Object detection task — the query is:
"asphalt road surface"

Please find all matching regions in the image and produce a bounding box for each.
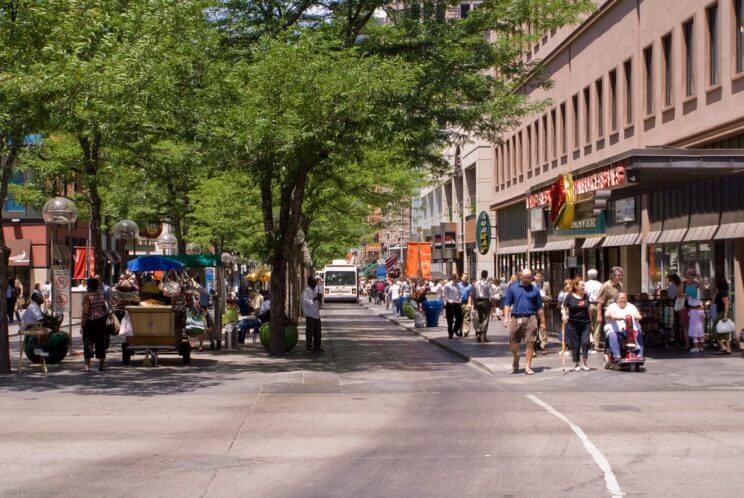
[2,303,744,497]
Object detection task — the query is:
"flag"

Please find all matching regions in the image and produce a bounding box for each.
[73,247,95,280]
[405,242,431,279]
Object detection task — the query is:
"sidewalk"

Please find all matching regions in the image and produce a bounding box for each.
[362,301,532,375]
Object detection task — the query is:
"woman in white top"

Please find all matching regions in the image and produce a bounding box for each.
[604,292,644,359]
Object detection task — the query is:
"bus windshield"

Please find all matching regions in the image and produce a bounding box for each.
[325,271,356,286]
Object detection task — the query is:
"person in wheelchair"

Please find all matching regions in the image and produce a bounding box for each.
[603,292,644,360]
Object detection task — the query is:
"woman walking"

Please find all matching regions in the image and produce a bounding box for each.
[81,277,110,372]
[561,277,592,371]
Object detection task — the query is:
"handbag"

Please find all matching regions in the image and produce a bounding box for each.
[105,314,117,336]
[673,297,686,312]
[159,270,182,297]
[716,318,736,335]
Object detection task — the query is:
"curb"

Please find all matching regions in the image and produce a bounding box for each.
[361,303,498,375]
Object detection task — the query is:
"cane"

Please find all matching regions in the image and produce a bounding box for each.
[561,321,567,374]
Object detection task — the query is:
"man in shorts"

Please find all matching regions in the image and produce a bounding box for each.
[503,269,546,375]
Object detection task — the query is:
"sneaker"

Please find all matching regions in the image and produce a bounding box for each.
[580,364,590,371]
[574,365,581,372]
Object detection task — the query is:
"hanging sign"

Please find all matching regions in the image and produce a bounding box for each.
[476,211,491,255]
[549,173,575,229]
[139,222,163,239]
[529,164,626,208]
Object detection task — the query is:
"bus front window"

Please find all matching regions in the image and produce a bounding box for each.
[325,271,356,286]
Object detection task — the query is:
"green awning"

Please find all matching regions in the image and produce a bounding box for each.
[164,254,223,268]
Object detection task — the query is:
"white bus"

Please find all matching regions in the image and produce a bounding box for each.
[321,260,359,302]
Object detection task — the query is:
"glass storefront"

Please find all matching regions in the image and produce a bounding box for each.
[649,242,715,299]
[497,253,528,280]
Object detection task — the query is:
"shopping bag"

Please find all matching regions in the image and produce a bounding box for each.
[673,297,686,312]
[716,318,736,335]
[414,310,426,328]
[118,311,133,336]
[470,307,479,325]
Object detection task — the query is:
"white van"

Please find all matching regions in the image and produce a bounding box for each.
[322,260,359,302]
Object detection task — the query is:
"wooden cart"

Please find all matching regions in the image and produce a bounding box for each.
[122,305,191,365]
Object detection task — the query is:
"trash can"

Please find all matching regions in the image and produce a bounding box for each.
[422,299,443,327]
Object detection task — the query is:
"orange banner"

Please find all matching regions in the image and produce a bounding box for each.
[405,242,432,280]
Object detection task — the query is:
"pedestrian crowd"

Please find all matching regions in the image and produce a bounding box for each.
[363,262,735,375]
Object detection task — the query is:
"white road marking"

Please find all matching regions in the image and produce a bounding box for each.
[527,394,623,498]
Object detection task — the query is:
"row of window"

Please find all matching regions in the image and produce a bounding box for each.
[494,0,744,191]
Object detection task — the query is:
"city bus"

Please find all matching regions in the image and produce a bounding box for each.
[321,260,359,302]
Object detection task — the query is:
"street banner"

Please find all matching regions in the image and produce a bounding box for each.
[53,267,71,312]
[73,246,95,280]
[405,242,432,280]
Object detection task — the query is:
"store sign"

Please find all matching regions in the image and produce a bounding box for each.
[444,231,456,248]
[433,233,443,249]
[549,173,575,229]
[566,256,578,269]
[554,212,607,236]
[53,267,71,312]
[530,207,545,232]
[528,164,626,208]
[476,211,491,255]
[614,197,636,223]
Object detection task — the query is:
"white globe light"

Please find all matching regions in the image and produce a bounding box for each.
[42,197,78,224]
[114,220,139,240]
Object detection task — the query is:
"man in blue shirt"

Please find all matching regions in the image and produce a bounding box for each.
[503,269,546,375]
[457,274,474,337]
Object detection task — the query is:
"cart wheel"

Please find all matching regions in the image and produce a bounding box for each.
[122,344,132,365]
[181,344,191,365]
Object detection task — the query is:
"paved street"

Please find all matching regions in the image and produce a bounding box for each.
[2,304,744,497]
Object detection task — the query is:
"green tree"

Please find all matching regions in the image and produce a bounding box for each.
[210,0,592,355]
[0,2,66,373]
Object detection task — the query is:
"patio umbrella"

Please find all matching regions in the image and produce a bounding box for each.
[127,255,185,272]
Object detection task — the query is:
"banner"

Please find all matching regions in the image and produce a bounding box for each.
[405,242,432,279]
[73,247,95,280]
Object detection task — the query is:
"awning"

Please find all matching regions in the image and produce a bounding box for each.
[5,240,31,267]
[602,233,641,247]
[683,225,719,242]
[581,237,604,249]
[646,231,662,244]
[715,222,744,239]
[657,228,688,244]
[497,245,528,255]
[531,239,575,252]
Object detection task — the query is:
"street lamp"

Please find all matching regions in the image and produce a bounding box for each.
[42,197,78,351]
[158,232,178,255]
[114,220,139,268]
[185,242,201,255]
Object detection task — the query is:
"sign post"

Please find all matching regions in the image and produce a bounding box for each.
[53,266,71,348]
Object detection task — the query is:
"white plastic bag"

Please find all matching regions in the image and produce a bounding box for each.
[673,297,686,312]
[118,311,133,336]
[414,310,426,328]
[716,318,736,335]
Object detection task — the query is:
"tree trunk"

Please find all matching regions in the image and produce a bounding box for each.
[268,251,287,355]
[0,144,20,373]
[81,134,105,278]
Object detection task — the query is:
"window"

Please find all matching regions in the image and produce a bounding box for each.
[583,86,591,144]
[525,127,532,172]
[736,0,744,74]
[683,19,695,96]
[542,115,548,163]
[572,93,580,148]
[560,102,567,154]
[644,45,654,115]
[623,59,633,125]
[460,3,471,18]
[706,4,719,86]
[4,171,25,213]
[516,132,522,177]
[595,78,604,137]
[609,70,618,131]
[662,33,673,107]
[551,108,557,159]
[512,135,517,178]
[534,120,540,165]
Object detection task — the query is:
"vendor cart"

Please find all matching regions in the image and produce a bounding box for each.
[122,305,191,365]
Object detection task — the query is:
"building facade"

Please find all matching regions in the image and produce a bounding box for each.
[413,0,744,324]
